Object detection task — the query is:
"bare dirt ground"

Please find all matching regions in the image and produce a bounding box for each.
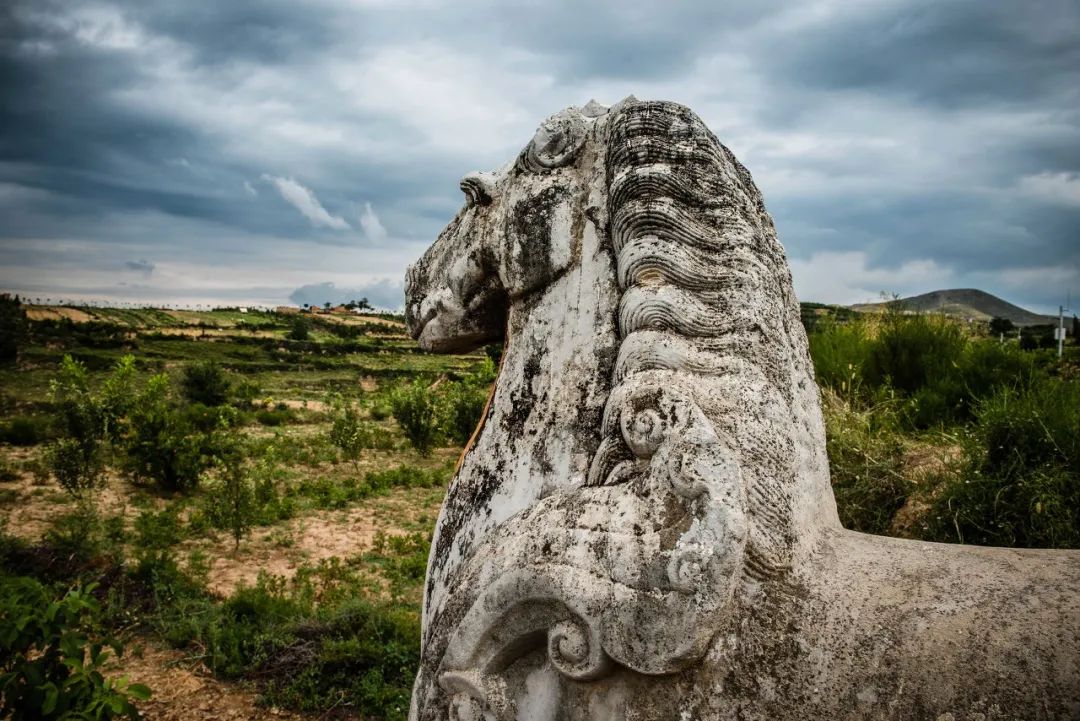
[145,327,282,339]
[25,306,96,322]
[108,641,306,721]
[192,487,444,597]
[0,449,151,540]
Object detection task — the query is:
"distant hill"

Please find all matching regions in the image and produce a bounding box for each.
[850,289,1058,327]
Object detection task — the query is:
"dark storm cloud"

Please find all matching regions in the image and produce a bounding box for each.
[0,0,1076,311]
[123,259,155,276]
[760,0,1080,110]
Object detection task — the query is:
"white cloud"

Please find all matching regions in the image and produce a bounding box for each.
[243,180,258,197]
[359,202,388,243]
[1018,171,1080,208]
[261,174,350,230]
[789,251,955,305]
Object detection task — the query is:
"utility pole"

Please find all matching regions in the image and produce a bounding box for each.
[1059,300,1072,359]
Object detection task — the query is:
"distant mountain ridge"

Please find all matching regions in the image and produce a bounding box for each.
[850,288,1058,327]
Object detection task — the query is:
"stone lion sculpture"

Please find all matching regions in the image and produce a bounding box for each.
[403,98,1080,721]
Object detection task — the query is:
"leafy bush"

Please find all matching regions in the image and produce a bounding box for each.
[165,559,421,720]
[809,321,871,398]
[181,360,231,407]
[441,361,495,446]
[1,416,46,446]
[255,408,293,426]
[287,316,311,341]
[390,381,439,456]
[46,355,137,498]
[925,378,1080,548]
[823,392,911,534]
[0,576,150,720]
[863,313,967,397]
[329,400,366,466]
[123,375,230,493]
[217,456,253,550]
[810,314,1048,429]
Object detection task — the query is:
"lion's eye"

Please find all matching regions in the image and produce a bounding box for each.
[459,174,495,208]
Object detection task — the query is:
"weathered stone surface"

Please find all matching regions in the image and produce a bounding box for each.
[403,99,1080,720]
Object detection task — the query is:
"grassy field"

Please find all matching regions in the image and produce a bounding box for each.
[0,301,1077,720]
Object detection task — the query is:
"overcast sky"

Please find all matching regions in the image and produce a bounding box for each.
[1,0,1078,312]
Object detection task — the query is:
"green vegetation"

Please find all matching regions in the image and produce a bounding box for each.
[0,300,1075,719]
[0,294,28,364]
[0,576,150,720]
[809,307,1078,547]
[390,381,439,456]
[924,378,1080,547]
[180,360,231,406]
[0,304,478,719]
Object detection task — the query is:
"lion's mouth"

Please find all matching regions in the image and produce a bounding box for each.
[409,304,438,341]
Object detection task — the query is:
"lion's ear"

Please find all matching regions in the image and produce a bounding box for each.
[525,109,586,170]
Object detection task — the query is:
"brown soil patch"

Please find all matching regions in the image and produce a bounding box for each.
[25,306,95,323]
[316,314,405,330]
[0,450,150,541]
[901,441,963,478]
[144,328,280,339]
[191,487,444,597]
[108,639,305,721]
[279,399,328,413]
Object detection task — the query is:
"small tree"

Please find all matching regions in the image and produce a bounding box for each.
[218,453,253,550]
[46,355,135,499]
[442,360,496,446]
[124,375,226,493]
[287,316,311,341]
[0,293,27,364]
[181,360,230,406]
[391,380,439,456]
[988,316,1015,336]
[328,399,367,467]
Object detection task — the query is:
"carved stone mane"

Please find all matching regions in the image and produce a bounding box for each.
[404,99,1080,721]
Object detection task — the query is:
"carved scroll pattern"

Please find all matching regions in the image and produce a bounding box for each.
[436,380,747,719]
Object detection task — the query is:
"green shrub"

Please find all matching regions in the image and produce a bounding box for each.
[0,576,150,720]
[217,456,253,550]
[369,403,392,421]
[1,416,46,446]
[255,408,292,426]
[123,375,230,493]
[808,321,871,398]
[287,316,311,341]
[181,360,231,407]
[823,393,911,535]
[810,315,1048,429]
[442,380,490,446]
[329,400,366,466]
[390,381,439,456]
[166,564,420,720]
[924,378,1080,548]
[46,355,136,498]
[864,313,967,397]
